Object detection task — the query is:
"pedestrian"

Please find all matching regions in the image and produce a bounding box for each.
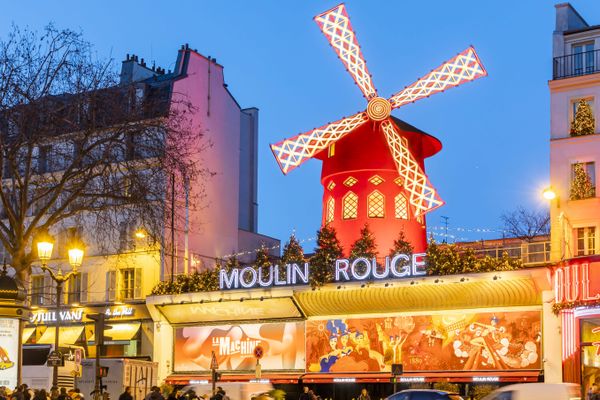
[21,385,31,400]
[219,391,229,400]
[50,388,59,400]
[357,388,370,400]
[32,390,47,400]
[209,388,222,400]
[298,387,310,400]
[118,388,132,400]
[145,387,163,400]
[57,388,69,400]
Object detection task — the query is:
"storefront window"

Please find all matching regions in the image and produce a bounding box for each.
[581,318,600,397]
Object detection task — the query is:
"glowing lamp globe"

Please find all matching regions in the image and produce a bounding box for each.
[37,241,54,262]
[543,187,557,201]
[68,248,84,269]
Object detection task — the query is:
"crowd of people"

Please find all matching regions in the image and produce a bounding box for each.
[0,384,85,400]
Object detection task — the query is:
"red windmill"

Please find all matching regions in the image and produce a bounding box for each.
[271,4,487,255]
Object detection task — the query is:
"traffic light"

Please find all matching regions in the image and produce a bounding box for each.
[87,313,113,349]
[211,370,221,382]
[99,366,109,378]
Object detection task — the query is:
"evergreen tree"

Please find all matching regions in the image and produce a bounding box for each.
[570,163,596,200]
[280,233,305,281]
[282,233,305,264]
[254,245,271,268]
[310,224,343,288]
[254,244,272,279]
[349,223,378,259]
[389,229,414,256]
[224,254,240,271]
[571,100,595,136]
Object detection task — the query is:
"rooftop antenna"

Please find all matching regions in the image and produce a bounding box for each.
[441,216,449,243]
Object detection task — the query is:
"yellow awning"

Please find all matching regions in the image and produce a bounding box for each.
[88,322,140,342]
[295,274,542,316]
[22,327,35,343]
[38,326,84,345]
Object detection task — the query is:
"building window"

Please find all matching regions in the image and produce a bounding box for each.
[394,193,409,220]
[572,98,594,122]
[342,191,358,219]
[327,181,336,191]
[326,197,335,223]
[573,42,595,75]
[343,176,358,187]
[328,143,335,158]
[367,190,385,218]
[67,274,83,304]
[570,162,596,200]
[576,227,596,256]
[368,175,384,185]
[121,269,135,300]
[31,275,45,306]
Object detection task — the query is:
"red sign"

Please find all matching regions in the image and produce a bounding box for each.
[253,345,264,360]
[553,258,600,303]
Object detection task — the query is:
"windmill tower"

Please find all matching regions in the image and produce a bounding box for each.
[271,4,486,255]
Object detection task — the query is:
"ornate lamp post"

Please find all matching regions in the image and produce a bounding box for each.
[36,233,84,387]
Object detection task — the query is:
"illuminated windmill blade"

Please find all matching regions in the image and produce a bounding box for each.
[380,119,444,216]
[315,3,378,100]
[388,46,487,109]
[271,112,369,174]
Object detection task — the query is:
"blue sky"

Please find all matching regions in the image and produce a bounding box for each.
[3,1,600,249]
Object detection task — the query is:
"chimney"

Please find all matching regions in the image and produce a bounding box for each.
[553,3,589,58]
[120,53,160,85]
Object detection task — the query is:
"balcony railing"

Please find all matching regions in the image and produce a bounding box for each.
[469,241,551,266]
[554,49,600,80]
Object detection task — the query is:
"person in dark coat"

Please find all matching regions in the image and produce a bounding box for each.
[119,387,133,400]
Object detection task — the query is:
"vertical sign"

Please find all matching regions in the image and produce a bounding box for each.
[0,318,19,388]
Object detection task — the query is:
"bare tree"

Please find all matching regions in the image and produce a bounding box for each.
[500,206,550,242]
[0,25,209,282]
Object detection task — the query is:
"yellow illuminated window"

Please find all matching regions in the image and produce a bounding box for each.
[368,190,385,218]
[369,175,384,185]
[394,177,403,186]
[343,176,358,187]
[326,197,335,223]
[327,181,336,191]
[328,143,335,158]
[394,193,409,220]
[342,191,358,219]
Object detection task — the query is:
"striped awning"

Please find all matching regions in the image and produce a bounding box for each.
[37,326,84,345]
[295,273,541,316]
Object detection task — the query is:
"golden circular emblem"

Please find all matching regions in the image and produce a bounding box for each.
[366,97,391,121]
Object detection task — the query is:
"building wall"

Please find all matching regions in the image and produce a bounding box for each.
[239,107,259,233]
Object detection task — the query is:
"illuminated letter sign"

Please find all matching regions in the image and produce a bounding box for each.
[554,261,600,303]
[219,253,427,290]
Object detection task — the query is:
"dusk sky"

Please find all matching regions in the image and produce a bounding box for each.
[3,1,600,250]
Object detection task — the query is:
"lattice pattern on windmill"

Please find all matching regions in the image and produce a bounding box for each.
[270,3,487,217]
[395,193,409,220]
[315,4,377,100]
[381,120,443,215]
[368,190,385,218]
[343,176,358,187]
[326,197,335,223]
[369,175,384,185]
[342,191,358,219]
[271,112,368,174]
[327,181,336,191]
[389,48,486,109]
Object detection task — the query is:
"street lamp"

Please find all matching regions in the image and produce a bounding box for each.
[543,186,557,201]
[36,234,84,388]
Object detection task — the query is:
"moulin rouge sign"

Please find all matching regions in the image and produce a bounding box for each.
[219,253,426,290]
[553,257,600,304]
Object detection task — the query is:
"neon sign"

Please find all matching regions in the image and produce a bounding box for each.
[219,253,426,290]
[553,262,600,303]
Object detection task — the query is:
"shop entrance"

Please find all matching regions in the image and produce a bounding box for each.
[581,318,600,398]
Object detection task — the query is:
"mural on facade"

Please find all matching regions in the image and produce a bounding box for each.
[306,311,541,373]
[174,321,305,372]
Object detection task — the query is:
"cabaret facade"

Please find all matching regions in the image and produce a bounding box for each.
[146,260,561,396]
